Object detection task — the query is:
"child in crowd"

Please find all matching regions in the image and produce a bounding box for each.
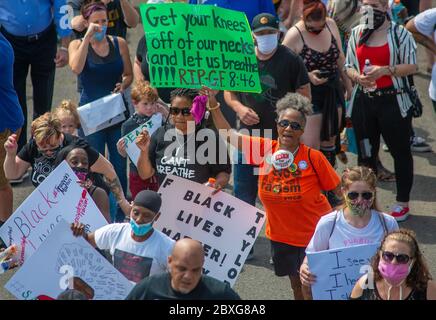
[53,100,81,136]
[53,101,112,216]
[117,81,162,198]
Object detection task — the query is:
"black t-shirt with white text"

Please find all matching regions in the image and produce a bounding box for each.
[17,133,99,187]
[126,272,241,300]
[148,126,231,185]
[238,45,310,139]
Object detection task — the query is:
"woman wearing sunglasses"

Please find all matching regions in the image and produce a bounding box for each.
[351,229,436,300]
[206,90,341,300]
[136,88,231,190]
[299,166,398,299]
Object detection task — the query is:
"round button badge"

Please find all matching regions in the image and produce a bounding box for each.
[271,149,294,170]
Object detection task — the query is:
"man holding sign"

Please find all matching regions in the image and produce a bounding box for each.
[71,190,175,284]
[139,2,262,92]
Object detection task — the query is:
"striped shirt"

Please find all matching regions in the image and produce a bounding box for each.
[345,22,417,118]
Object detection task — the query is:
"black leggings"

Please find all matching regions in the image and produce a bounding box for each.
[351,90,413,203]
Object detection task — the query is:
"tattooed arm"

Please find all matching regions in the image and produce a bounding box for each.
[90,155,131,217]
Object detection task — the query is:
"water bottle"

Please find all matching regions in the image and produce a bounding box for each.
[0,244,20,274]
[205,177,216,187]
[391,0,407,25]
[362,59,377,92]
[0,260,15,274]
[0,244,18,262]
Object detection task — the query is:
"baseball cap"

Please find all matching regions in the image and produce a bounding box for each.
[251,13,280,33]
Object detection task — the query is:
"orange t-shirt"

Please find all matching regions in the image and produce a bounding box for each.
[241,136,340,247]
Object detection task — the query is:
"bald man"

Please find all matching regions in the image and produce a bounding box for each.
[126,239,241,300]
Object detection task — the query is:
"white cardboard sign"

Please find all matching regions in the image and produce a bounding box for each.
[123,113,162,166]
[78,93,126,136]
[155,175,266,287]
[307,243,379,300]
[0,161,108,261]
[5,220,133,300]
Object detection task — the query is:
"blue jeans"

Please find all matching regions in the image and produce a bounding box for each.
[79,123,127,193]
[233,152,258,206]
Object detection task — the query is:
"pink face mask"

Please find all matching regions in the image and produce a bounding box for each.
[378,259,413,287]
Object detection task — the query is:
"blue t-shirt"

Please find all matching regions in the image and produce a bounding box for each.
[0,33,24,133]
[188,0,276,24]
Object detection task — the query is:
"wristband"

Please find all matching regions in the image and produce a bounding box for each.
[207,101,220,111]
[59,46,68,53]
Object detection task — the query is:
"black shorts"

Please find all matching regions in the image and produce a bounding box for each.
[270,240,306,277]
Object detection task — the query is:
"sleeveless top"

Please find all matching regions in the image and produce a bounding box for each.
[295,24,340,78]
[353,283,427,300]
[79,36,124,106]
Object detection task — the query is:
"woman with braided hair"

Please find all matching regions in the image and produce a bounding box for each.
[299,165,398,299]
[135,87,231,190]
[351,229,436,300]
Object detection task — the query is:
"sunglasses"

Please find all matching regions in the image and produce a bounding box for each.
[346,191,373,201]
[382,251,412,264]
[169,107,191,116]
[277,120,303,131]
[37,144,62,154]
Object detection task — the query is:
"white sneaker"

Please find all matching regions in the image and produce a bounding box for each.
[411,136,432,152]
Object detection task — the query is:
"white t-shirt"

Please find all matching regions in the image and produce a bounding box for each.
[414,8,436,101]
[94,223,175,283]
[306,209,399,253]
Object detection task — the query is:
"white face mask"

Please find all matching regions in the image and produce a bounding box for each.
[254,34,278,55]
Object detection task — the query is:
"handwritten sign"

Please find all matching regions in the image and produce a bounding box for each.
[155,175,266,287]
[140,3,261,93]
[5,220,133,300]
[0,161,108,261]
[307,243,379,300]
[78,93,126,136]
[123,113,162,166]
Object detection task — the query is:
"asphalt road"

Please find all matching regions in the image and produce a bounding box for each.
[1,4,436,300]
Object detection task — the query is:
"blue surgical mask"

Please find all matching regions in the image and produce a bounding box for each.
[94,25,107,42]
[254,34,278,55]
[130,217,155,237]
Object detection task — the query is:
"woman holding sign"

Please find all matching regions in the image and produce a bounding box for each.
[351,229,436,300]
[69,1,133,198]
[135,88,231,190]
[299,166,398,299]
[206,89,341,300]
[3,112,131,217]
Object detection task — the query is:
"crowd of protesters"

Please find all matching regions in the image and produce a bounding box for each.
[1,0,436,300]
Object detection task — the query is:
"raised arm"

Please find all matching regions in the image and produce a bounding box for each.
[406,18,436,55]
[136,130,156,180]
[120,0,139,28]
[3,134,30,180]
[89,154,130,216]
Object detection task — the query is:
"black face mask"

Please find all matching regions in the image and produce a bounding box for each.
[359,8,388,46]
[305,23,325,36]
[72,167,89,181]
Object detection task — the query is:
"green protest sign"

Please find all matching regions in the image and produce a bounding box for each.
[140,3,261,93]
